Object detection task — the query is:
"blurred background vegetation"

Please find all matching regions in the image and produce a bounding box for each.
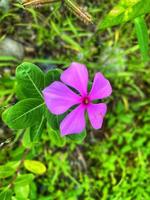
[0,0,150,199]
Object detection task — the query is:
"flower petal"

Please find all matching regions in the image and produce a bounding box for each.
[60,104,86,136]
[87,103,107,129]
[61,62,88,96]
[89,72,112,100]
[42,81,81,115]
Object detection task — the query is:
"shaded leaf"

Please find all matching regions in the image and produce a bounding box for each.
[22,117,45,148]
[44,68,62,87]
[16,62,44,99]
[2,98,45,129]
[30,117,45,141]
[46,109,65,130]
[47,124,66,147]
[67,129,86,143]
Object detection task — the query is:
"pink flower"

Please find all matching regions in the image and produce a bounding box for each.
[42,62,112,136]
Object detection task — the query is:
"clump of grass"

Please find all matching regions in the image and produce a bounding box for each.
[23,0,93,24]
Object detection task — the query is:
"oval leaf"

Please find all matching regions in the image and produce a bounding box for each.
[2,98,45,129]
[24,160,46,175]
[16,62,44,99]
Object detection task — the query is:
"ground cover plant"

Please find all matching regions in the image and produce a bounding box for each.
[0,0,150,199]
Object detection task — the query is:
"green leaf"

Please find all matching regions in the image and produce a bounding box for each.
[16,62,44,99]
[0,161,20,178]
[2,98,45,129]
[47,124,66,147]
[67,129,87,143]
[24,160,46,175]
[14,184,30,200]
[4,161,20,170]
[30,117,45,141]
[47,107,86,143]
[44,68,62,87]
[99,0,150,29]
[134,16,149,62]
[22,117,45,148]
[0,188,12,200]
[15,174,34,186]
[22,128,32,148]
[46,109,65,130]
[14,175,33,200]
[0,165,15,178]
[60,34,82,52]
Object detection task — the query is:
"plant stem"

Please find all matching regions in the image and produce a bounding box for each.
[8,148,30,188]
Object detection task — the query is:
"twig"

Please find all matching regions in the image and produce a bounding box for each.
[64,0,93,25]
[76,147,87,171]
[22,0,93,25]
[23,0,60,7]
[8,148,30,188]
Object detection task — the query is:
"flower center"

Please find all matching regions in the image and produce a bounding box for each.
[83,97,90,105]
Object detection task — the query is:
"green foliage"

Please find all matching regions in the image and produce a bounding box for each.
[2,62,87,145]
[45,69,62,87]
[15,174,34,186]
[0,0,150,199]
[0,188,12,200]
[99,0,150,29]
[24,160,46,175]
[22,118,46,148]
[14,174,34,199]
[47,125,66,147]
[2,62,56,137]
[16,62,45,99]
[99,0,150,62]
[0,162,19,178]
[46,109,65,130]
[0,165,15,178]
[30,118,46,141]
[134,16,149,62]
[2,98,45,129]
[14,184,30,200]
[67,129,86,143]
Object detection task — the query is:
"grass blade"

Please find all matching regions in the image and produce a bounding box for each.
[134,16,149,62]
